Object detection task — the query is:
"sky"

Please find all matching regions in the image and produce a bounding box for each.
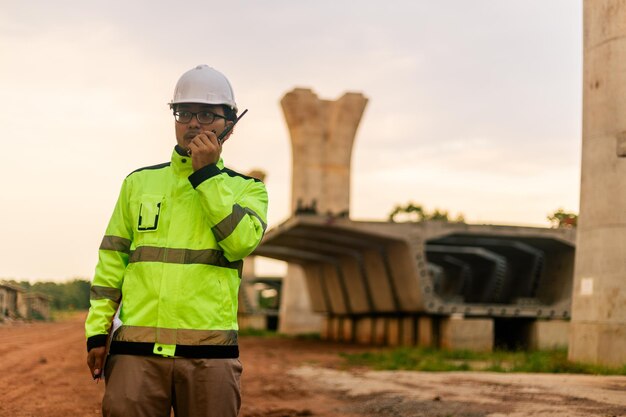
[0,1,582,282]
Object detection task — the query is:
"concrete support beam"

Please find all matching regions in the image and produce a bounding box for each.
[373,317,386,346]
[238,314,266,331]
[339,256,371,314]
[239,256,258,314]
[569,322,626,365]
[386,318,401,346]
[279,265,322,335]
[342,317,355,343]
[356,317,374,344]
[362,249,397,312]
[401,317,417,346]
[417,316,435,347]
[322,264,349,314]
[301,264,328,312]
[331,316,342,341]
[527,320,569,350]
[320,316,330,340]
[440,316,493,352]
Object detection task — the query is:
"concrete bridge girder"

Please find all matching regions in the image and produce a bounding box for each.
[261,235,370,314]
[255,216,576,320]
[426,245,509,304]
[255,221,424,315]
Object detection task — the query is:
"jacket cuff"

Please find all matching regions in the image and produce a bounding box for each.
[87,334,108,352]
[189,164,221,189]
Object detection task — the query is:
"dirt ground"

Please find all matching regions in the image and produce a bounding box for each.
[1,313,625,417]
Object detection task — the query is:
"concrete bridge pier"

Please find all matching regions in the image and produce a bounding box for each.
[278,88,368,334]
[569,0,626,367]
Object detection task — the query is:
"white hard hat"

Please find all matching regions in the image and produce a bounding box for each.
[170,64,237,112]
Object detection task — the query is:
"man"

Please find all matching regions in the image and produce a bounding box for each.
[85,64,268,417]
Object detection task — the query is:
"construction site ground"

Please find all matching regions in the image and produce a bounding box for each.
[1,312,625,417]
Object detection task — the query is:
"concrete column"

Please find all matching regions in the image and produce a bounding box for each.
[239,254,272,330]
[569,1,626,367]
[373,317,386,345]
[401,316,417,346]
[323,316,342,341]
[321,316,331,340]
[356,317,374,344]
[239,254,259,315]
[279,264,323,334]
[238,171,266,329]
[386,318,401,346]
[417,316,434,347]
[331,316,342,341]
[342,317,355,343]
[439,316,493,352]
[238,314,266,330]
[278,88,368,334]
[528,320,569,350]
[281,88,368,216]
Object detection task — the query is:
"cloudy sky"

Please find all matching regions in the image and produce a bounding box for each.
[0,1,582,281]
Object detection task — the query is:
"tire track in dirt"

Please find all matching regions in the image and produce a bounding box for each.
[288,366,626,417]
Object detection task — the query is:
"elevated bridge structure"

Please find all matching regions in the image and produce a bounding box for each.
[254,215,576,350]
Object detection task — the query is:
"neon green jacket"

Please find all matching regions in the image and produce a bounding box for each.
[85,148,268,358]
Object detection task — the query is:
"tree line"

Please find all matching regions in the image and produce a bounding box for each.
[4,279,90,311]
[389,201,577,228]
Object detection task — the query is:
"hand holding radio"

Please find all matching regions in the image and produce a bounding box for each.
[187,109,248,172]
[188,130,221,171]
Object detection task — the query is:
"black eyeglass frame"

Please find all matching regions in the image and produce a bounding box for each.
[173,110,228,124]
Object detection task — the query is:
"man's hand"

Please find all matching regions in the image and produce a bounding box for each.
[87,346,107,381]
[188,130,222,171]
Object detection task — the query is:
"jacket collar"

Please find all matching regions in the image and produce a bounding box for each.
[170,146,225,176]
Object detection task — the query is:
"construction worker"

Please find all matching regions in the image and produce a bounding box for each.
[85,64,268,417]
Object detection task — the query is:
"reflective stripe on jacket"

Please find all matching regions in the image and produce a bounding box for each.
[85,148,268,358]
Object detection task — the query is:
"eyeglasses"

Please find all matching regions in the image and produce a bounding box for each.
[173,110,227,124]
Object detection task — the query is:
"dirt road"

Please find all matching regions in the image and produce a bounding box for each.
[1,313,624,417]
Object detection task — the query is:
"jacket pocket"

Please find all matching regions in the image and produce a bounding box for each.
[132,195,165,244]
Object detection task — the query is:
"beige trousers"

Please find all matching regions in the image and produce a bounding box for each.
[102,354,242,417]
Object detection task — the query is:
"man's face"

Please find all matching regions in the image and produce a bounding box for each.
[174,103,229,152]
